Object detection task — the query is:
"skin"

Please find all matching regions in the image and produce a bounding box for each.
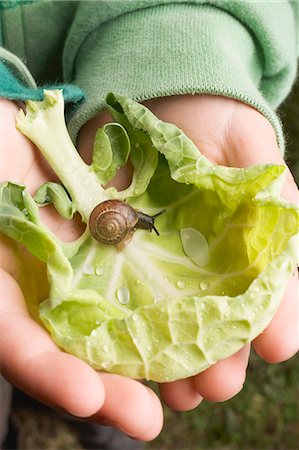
[0,95,298,440]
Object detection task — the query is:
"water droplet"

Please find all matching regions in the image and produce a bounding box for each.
[116,286,130,304]
[146,344,152,352]
[132,314,138,321]
[200,282,209,291]
[83,263,94,275]
[95,266,104,276]
[22,208,28,216]
[219,211,227,220]
[101,361,109,369]
[103,345,109,352]
[281,260,290,270]
[176,280,186,289]
[180,228,209,267]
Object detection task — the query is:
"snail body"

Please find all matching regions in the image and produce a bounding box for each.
[89,199,165,248]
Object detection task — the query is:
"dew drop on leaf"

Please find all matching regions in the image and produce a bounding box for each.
[116,286,130,304]
[83,262,94,275]
[200,282,209,291]
[95,266,104,276]
[176,280,186,289]
[180,228,209,267]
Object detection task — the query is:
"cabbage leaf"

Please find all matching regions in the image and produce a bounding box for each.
[0,90,298,382]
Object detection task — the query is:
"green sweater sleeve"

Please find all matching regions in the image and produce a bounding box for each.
[0,1,82,104]
[0,1,298,152]
[63,1,298,151]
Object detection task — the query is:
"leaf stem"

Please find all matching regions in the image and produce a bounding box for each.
[16,90,107,222]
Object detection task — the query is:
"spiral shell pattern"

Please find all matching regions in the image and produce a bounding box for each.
[89,200,138,246]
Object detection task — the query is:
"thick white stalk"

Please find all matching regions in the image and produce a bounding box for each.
[16,90,107,222]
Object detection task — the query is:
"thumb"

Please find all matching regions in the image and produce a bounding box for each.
[0,269,105,417]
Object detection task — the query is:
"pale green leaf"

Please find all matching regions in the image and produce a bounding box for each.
[0,90,297,382]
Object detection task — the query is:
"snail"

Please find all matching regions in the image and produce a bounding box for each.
[89,199,165,248]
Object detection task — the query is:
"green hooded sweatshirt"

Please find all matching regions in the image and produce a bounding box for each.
[0,0,298,151]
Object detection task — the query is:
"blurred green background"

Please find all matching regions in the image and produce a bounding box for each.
[280,75,299,186]
[147,353,299,450]
[146,77,299,450]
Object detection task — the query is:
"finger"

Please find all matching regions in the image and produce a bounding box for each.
[226,109,299,204]
[253,272,299,362]
[92,373,163,441]
[226,117,299,363]
[0,269,105,417]
[159,378,203,411]
[0,98,56,189]
[193,345,250,402]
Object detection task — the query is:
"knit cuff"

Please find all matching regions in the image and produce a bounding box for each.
[0,48,84,104]
[67,3,286,151]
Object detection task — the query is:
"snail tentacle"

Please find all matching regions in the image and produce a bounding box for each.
[89,199,165,247]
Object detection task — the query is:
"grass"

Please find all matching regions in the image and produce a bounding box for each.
[147,353,299,450]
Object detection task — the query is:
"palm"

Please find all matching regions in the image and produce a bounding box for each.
[142,95,298,407]
[0,99,162,441]
[1,94,297,433]
[77,94,299,410]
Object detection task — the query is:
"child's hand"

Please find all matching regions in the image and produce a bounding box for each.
[146,95,299,410]
[0,99,163,441]
[1,95,297,438]
[79,94,298,411]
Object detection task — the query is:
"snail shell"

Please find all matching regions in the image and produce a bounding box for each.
[89,200,138,246]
